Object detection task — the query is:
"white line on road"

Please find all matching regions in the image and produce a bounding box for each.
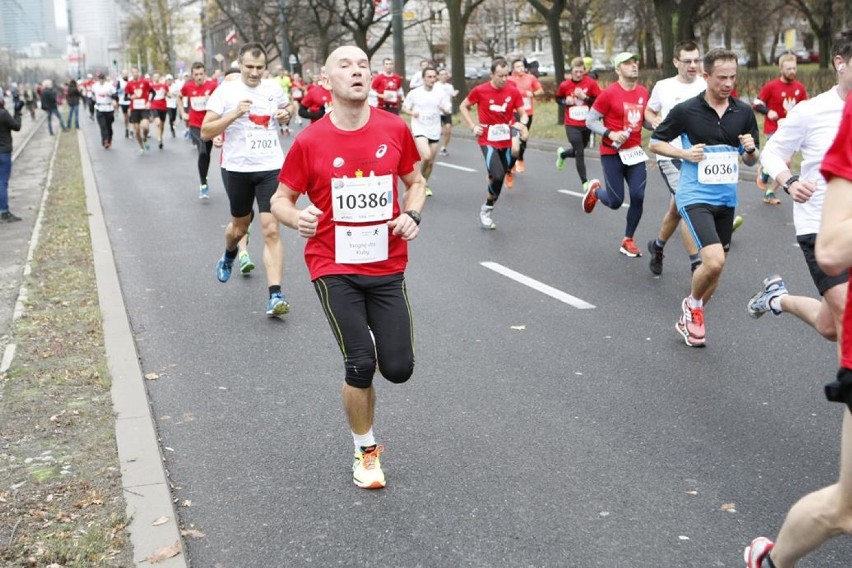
[480,261,596,309]
[436,162,477,172]
[558,189,629,209]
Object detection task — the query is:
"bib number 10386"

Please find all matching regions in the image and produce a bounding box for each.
[331,174,394,223]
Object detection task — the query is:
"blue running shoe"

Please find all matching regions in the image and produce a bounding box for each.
[199,184,209,199]
[266,292,290,317]
[747,275,788,318]
[216,254,234,283]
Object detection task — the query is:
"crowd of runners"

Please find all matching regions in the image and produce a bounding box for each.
[5,37,852,567]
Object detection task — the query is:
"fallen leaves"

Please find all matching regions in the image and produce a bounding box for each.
[181,527,206,538]
[146,541,181,563]
[151,516,170,526]
[145,373,159,381]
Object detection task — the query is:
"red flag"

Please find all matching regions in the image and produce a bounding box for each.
[225,30,237,45]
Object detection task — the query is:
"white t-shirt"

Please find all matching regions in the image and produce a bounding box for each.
[648,75,706,161]
[92,81,116,112]
[760,87,844,235]
[206,79,289,172]
[403,86,451,140]
[436,81,455,113]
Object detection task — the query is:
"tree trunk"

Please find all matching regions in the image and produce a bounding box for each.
[654,0,676,75]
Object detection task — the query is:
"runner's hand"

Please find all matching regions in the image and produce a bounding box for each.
[388,214,419,241]
[682,143,705,163]
[297,206,322,238]
[738,133,756,153]
[235,99,252,116]
[790,178,817,204]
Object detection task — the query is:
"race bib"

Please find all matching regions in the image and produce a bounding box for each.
[419,111,439,125]
[522,97,532,111]
[618,146,648,166]
[190,96,207,111]
[486,124,511,142]
[245,130,279,157]
[331,175,394,223]
[292,87,302,99]
[698,151,739,184]
[132,99,147,110]
[384,90,398,103]
[568,105,589,121]
[335,224,389,264]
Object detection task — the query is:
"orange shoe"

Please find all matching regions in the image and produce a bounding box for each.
[582,179,600,213]
[515,160,525,174]
[763,191,781,205]
[505,171,514,189]
[619,237,642,257]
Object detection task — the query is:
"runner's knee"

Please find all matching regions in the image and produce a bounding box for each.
[344,354,377,389]
[378,357,414,384]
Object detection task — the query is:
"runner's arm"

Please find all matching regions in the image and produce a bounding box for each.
[270,183,322,238]
[816,176,852,276]
[200,99,251,140]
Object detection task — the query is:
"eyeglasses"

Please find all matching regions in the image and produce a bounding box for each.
[678,58,701,65]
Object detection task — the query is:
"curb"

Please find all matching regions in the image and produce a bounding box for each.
[78,132,188,567]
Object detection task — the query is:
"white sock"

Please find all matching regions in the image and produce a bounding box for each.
[688,295,703,308]
[353,428,376,451]
[769,295,783,313]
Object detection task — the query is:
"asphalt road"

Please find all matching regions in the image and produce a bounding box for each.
[82,115,849,567]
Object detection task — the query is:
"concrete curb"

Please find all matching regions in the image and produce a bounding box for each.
[78,132,188,567]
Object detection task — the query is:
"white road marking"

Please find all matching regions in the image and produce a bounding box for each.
[558,189,629,208]
[480,261,596,309]
[436,162,477,172]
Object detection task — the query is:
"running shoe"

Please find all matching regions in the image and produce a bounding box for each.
[352,444,386,489]
[216,254,233,283]
[744,537,774,568]
[505,171,514,189]
[677,297,706,346]
[515,160,525,174]
[747,275,788,318]
[733,215,744,232]
[479,204,496,230]
[1,212,22,223]
[755,164,769,191]
[265,292,290,317]
[158,140,163,150]
[199,184,209,199]
[424,185,433,197]
[239,251,255,275]
[439,147,448,156]
[619,237,642,258]
[582,179,600,213]
[763,191,780,205]
[556,147,566,170]
[648,240,664,275]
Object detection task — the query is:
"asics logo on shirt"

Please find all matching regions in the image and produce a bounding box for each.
[376,144,388,158]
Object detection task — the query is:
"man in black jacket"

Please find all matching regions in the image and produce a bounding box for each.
[0,99,22,222]
[40,79,66,135]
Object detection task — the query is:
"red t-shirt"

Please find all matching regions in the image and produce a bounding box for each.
[591,81,649,155]
[465,81,525,149]
[301,85,331,114]
[278,109,421,280]
[150,82,168,111]
[756,78,808,135]
[290,80,306,101]
[556,76,602,127]
[821,97,852,368]
[506,72,542,114]
[180,79,218,128]
[125,79,152,111]
[371,73,403,109]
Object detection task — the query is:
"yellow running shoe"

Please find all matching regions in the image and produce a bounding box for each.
[352,445,386,489]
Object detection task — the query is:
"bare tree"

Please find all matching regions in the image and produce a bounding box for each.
[526,0,568,84]
[788,0,837,69]
[124,0,178,72]
[445,0,490,107]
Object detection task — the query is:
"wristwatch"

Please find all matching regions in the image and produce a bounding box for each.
[405,210,421,225]
[781,174,799,195]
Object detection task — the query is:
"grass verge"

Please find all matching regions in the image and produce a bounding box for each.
[0,132,132,566]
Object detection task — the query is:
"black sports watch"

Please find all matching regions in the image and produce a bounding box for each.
[781,174,799,195]
[405,210,421,225]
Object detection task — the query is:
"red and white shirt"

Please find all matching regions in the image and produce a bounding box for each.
[755,78,808,135]
[278,109,421,280]
[506,71,542,115]
[371,73,404,109]
[556,75,602,128]
[150,82,168,111]
[180,79,218,128]
[465,82,525,149]
[592,81,649,155]
[125,79,152,111]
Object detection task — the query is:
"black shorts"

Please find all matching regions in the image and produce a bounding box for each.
[223,169,279,217]
[440,113,452,126]
[680,203,735,252]
[797,233,849,295]
[313,273,415,389]
[151,109,167,121]
[415,135,440,144]
[129,109,150,124]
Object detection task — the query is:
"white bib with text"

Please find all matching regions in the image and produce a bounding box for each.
[698,151,739,184]
[618,146,648,166]
[335,224,389,264]
[486,124,510,142]
[568,105,589,121]
[331,175,393,223]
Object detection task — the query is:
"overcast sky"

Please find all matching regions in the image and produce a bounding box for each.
[54,0,68,29]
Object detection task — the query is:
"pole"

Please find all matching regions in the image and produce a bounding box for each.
[391,0,404,77]
[279,0,290,69]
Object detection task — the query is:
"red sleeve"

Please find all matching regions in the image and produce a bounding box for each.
[591,86,609,115]
[556,81,568,98]
[821,96,852,183]
[757,81,772,103]
[278,137,310,192]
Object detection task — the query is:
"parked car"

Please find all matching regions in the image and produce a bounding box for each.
[465,66,487,80]
[794,50,819,64]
